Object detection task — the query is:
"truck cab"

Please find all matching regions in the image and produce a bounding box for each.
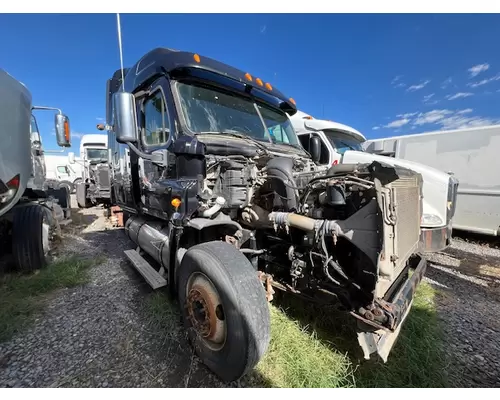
[70,134,111,208]
[292,110,459,253]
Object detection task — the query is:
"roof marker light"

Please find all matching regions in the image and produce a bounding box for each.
[255,78,263,86]
[245,73,253,81]
[289,98,296,105]
[193,54,201,63]
[265,82,273,91]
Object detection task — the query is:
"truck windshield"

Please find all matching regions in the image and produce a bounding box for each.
[324,131,364,155]
[86,149,108,162]
[175,81,300,147]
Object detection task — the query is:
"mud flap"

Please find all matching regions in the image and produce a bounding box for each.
[356,254,427,362]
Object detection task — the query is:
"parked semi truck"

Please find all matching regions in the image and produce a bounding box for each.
[101,47,429,381]
[45,154,83,193]
[0,69,72,272]
[363,125,500,237]
[68,134,111,209]
[290,111,459,253]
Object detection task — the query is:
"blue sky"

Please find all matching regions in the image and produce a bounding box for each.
[1,13,500,154]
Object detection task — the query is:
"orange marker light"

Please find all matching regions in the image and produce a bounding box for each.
[171,198,182,209]
[193,54,201,63]
[265,82,273,91]
[255,78,263,86]
[289,98,296,105]
[64,120,70,141]
[245,73,253,81]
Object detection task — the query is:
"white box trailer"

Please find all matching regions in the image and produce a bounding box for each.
[363,125,500,236]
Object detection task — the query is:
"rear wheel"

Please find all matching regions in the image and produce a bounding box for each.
[58,180,74,195]
[177,241,270,382]
[12,204,53,272]
[47,186,71,219]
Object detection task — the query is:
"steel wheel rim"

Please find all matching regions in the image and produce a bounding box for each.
[185,272,227,351]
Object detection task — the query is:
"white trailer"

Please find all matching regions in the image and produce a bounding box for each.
[363,125,500,237]
[290,111,459,253]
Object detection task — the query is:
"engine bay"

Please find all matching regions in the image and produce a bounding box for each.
[194,150,423,320]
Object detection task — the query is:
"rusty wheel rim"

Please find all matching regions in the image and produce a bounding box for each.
[185,272,226,351]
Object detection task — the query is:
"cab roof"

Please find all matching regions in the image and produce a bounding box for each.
[289,110,367,142]
[112,47,297,115]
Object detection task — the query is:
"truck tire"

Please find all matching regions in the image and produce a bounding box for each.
[72,178,82,193]
[12,204,52,272]
[58,180,74,195]
[177,241,271,382]
[76,182,90,209]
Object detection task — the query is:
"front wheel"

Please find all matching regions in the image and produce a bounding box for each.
[177,241,271,382]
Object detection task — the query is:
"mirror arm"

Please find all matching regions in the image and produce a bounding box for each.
[126,141,153,160]
[126,142,168,168]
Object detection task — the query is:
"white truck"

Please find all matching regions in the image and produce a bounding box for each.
[44,154,83,193]
[362,125,500,237]
[0,69,72,272]
[290,111,459,253]
[68,134,111,209]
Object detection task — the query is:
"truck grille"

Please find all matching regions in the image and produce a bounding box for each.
[97,165,110,188]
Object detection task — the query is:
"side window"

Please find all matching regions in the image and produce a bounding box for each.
[143,90,170,146]
[57,166,67,173]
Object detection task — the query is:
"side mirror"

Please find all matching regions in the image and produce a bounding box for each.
[309,136,321,163]
[68,152,75,164]
[113,92,138,144]
[55,114,71,147]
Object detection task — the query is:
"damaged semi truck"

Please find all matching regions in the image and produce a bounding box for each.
[103,48,428,382]
[69,134,111,209]
[0,69,72,272]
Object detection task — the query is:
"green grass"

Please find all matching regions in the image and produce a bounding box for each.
[0,256,99,343]
[146,281,447,388]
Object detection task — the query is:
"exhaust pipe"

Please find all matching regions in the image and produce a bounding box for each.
[125,215,173,269]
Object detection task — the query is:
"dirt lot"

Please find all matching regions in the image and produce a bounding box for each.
[0,200,499,388]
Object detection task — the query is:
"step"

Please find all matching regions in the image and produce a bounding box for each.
[123,249,167,290]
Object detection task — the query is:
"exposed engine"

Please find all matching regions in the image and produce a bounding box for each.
[86,162,111,202]
[196,153,423,315]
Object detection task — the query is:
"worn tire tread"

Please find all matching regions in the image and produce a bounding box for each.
[12,204,47,272]
[178,241,270,382]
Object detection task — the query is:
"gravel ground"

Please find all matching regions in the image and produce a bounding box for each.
[0,200,227,388]
[425,237,500,388]
[0,199,499,387]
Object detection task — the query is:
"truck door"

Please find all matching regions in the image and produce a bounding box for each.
[134,77,175,214]
[56,165,71,180]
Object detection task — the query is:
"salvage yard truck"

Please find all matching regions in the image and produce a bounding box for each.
[0,69,72,272]
[102,47,429,382]
[69,134,111,209]
[45,154,83,193]
[363,125,500,237]
[291,111,459,253]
